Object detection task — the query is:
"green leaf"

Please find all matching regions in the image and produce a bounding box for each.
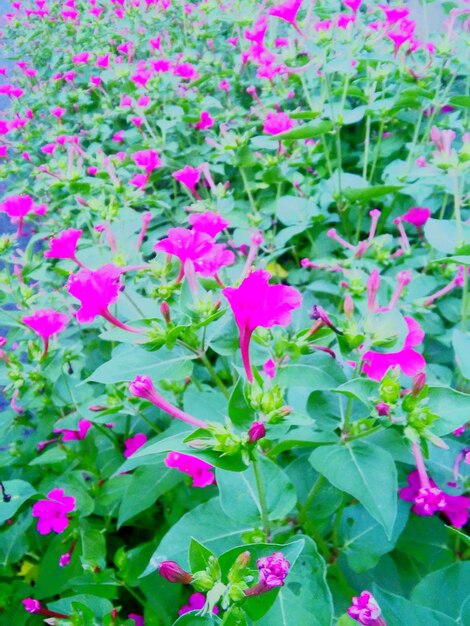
[411,562,470,621]
[339,501,409,572]
[188,538,216,573]
[343,185,400,202]
[80,524,106,570]
[452,329,470,379]
[86,345,194,383]
[446,526,470,549]
[227,377,255,427]
[274,120,334,140]
[449,95,470,109]
[427,386,470,435]
[217,456,296,524]
[309,441,397,538]
[0,480,36,525]
[257,537,333,626]
[424,219,470,254]
[331,378,377,410]
[144,498,255,575]
[117,465,182,527]
[268,426,338,456]
[372,587,456,626]
[277,364,339,389]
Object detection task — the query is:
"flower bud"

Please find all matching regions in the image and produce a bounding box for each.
[375,402,390,417]
[411,371,426,397]
[248,421,266,443]
[160,301,171,324]
[379,370,401,404]
[344,294,354,319]
[158,561,192,584]
[192,570,214,592]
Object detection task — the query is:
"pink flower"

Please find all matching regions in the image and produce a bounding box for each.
[430,126,456,156]
[44,228,82,262]
[257,552,290,588]
[112,131,125,143]
[96,54,110,68]
[379,4,409,24]
[154,227,233,284]
[0,194,42,234]
[188,211,229,237]
[22,309,68,339]
[130,173,149,189]
[263,358,277,379]
[347,591,383,625]
[400,471,470,528]
[172,165,202,196]
[194,111,214,130]
[66,265,140,332]
[124,433,148,458]
[343,0,362,12]
[362,316,425,381]
[59,552,71,567]
[23,599,42,614]
[178,593,219,616]
[401,207,431,228]
[164,452,215,487]
[263,111,294,135]
[72,51,90,65]
[129,375,207,429]
[32,488,76,535]
[248,421,266,443]
[131,149,162,173]
[268,0,303,25]
[222,270,302,382]
[128,614,145,626]
[50,106,66,118]
[387,19,415,54]
[54,419,92,442]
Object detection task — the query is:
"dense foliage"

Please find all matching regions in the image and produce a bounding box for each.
[0,0,469,624]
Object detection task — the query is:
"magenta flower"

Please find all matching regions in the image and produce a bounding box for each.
[268,0,303,25]
[66,265,141,333]
[44,228,83,264]
[131,149,162,173]
[347,591,384,625]
[129,375,208,429]
[223,270,302,382]
[22,309,69,358]
[248,421,267,443]
[362,316,425,381]
[154,227,233,286]
[188,211,229,238]
[164,452,215,488]
[54,419,92,442]
[0,194,44,235]
[23,599,42,614]
[32,488,76,535]
[245,552,290,597]
[124,433,148,458]
[128,614,145,626]
[400,470,470,528]
[178,593,219,616]
[401,207,431,229]
[263,111,294,136]
[430,126,456,156]
[172,165,202,198]
[194,111,214,130]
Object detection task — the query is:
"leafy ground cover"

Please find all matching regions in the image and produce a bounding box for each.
[0,1,469,625]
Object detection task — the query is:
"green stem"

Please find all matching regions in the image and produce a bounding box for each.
[462,261,469,333]
[199,353,230,399]
[342,361,362,433]
[253,453,271,541]
[240,167,257,214]
[299,475,325,523]
[362,114,371,181]
[451,171,463,248]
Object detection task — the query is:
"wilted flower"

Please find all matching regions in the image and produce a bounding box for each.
[347,591,384,625]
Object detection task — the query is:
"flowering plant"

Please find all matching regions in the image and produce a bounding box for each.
[0,0,469,624]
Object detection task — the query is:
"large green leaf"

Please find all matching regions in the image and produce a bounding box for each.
[309,441,397,538]
[86,345,194,383]
[427,386,470,435]
[411,562,470,622]
[217,456,296,524]
[373,587,456,626]
[143,498,254,575]
[117,465,182,527]
[274,120,333,140]
[452,329,470,379]
[424,219,470,254]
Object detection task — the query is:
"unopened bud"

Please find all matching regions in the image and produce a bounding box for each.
[411,371,426,397]
[160,301,171,324]
[344,294,354,319]
[192,570,214,592]
[375,402,390,417]
[158,561,192,584]
[248,421,266,443]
